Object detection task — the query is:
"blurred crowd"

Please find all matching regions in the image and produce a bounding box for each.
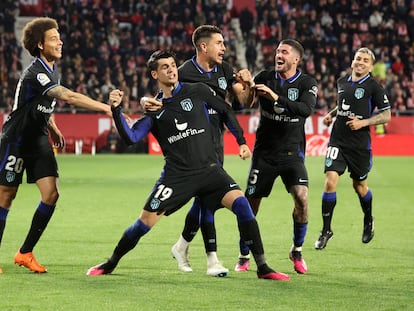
[1,0,414,115]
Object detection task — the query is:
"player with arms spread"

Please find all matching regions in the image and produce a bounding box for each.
[236,39,318,274]
[0,17,112,274]
[314,47,391,249]
[87,50,290,281]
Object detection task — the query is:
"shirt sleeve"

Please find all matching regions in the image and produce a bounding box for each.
[112,106,152,145]
[278,76,318,117]
[201,84,246,145]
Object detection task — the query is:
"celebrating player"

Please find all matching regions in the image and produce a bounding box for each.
[87,50,290,281]
[142,25,255,276]
[235,39,318,274]
[0,17,112,274]
[314,47,391,249]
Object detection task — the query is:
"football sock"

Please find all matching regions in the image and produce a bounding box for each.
[20,202,55,253]
[232,197,265,266]
[0,207,9,245]
[359,189,372,221]
[321,192,336,232]
[181,198,201,242]
[238,238,250,256]
[293,218,307,247]
[108,219,150,267]
[200,207,217,252]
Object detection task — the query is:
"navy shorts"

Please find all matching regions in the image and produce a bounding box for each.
[0,135,58,186]
[143,164,241,216]
[324,144,371,181]
[245,155,309,198]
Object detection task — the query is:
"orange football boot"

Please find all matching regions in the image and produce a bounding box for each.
[14,250,47,273]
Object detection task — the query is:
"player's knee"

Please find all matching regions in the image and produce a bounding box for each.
[0,187,18,208]
[232,196,255,222]
[42,189,59,205]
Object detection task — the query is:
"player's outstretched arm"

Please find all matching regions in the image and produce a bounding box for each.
[111,90,152,145]
[47,85,112,116]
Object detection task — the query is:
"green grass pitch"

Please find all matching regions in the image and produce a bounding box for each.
[0,154,413,310]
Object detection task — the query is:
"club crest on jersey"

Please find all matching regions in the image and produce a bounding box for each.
[354,88,364,99]
[288,88,299,101]
[218,77,227,90]
[6,171,15,183]
[37,73,51,86]
[246,185,256,195]
[150,198,161,210]
[180,99,193,111]
[325,158,333,167]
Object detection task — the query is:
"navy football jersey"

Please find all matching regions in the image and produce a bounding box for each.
[113,82,245,174]
[330,74,391,150]
[1,58,59,143]
[253,70,318,161]
[178,57,237,163]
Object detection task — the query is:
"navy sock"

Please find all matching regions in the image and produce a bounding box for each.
[109,219,150,267]
[359,190,373,221]
[321,192,336,232]
[20,202,55,253]
[181,198,201,242]
[200,207,217,252]
[233,197,254,256]
[232,197,265,265]
[0,207,9,246]
[293,220,308,247]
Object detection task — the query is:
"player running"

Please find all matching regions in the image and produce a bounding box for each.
[314,47,391,249]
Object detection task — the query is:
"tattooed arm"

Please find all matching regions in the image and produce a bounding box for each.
[47,85,112,115]
[346,109,391,131]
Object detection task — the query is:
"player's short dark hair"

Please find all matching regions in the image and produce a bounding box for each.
[192,25,222,49]
[22,17,58,57]
[279,39,304,60]
[147,50,176,71]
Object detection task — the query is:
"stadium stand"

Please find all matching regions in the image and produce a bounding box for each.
[1,0,414,116]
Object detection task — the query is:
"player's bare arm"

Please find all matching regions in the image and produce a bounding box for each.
[346,109,391,130]
[47,85,111,116]
[233,69,256,108]
[140,96,163,112]
[323,106,338,126]
[255,84,279,102]
[109,89,124,108]
[239,144,251,160]
[48,115,65,149]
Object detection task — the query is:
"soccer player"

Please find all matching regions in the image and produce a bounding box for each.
[142,25,256,276]
[314,47,391,250]
[86,50,290,281]
[0,17,112,274]
[235,39,317,274]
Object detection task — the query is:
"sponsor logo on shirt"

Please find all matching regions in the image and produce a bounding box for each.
[167,119,206,144]
[37,73,51,86]
[261,110,299,123]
